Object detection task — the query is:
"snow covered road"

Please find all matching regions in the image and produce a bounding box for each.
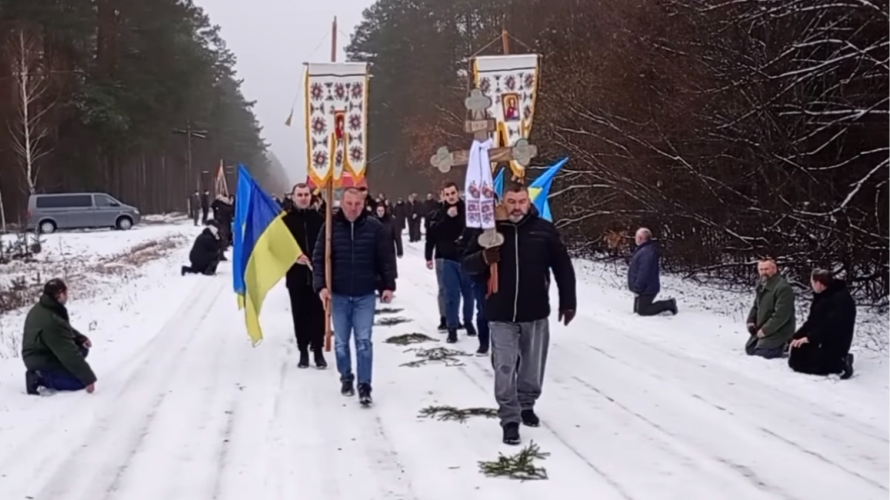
[0,229,886,500]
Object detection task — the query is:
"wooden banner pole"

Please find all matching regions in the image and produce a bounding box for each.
[323,16,338,352]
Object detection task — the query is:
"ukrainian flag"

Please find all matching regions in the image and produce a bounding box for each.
[233,165,303,346]
[528,157,568,222]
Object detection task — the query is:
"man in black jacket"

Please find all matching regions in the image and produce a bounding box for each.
[788,269,856,379]
[283,183,327,369]
[628,228,677,316]
[181,225,222,275]
[406,193,423,243]
[426,182,474,342]
[374,204,403,295]
[313,187,397,406]
[464,184,577,445]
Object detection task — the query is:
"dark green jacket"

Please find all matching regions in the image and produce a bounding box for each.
[22,295,97,385]
[746,274,796,349]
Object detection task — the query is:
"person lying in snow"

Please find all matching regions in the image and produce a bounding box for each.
[22,279,97,395]
[182,224,222,276]
[788,269,856,379]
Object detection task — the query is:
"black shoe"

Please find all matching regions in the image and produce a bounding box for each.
[25,370,41,396]
[520,409,540,427]
[220,255,228,262]
[458,323,465,330]
[841,353,855,380]
[341,379,355,397]
[669,299,678,315]
[502,422,521,445]
[297,350,309,369]
[446,329,458,344]
[358,383,372,406]
[180,265,189,276]
[437,317,447,331]
[313,350,327,369]
[466,323,477,337]
[476,346,489,357]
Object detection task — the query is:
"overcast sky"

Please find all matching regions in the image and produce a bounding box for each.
[196,0,372,183]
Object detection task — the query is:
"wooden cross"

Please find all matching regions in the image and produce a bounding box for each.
[429,88,538,177]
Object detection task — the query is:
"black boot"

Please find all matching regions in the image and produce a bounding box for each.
[476,345,489,357]
[466,323,477,337]
[297,349,310,369]
[841,353,855,380]
[437,317,447,331]
[25,370,41,396]
[341,379,355,397]
[313,349,328,369]
[502,422,521,445]
[181,265,189,276]
[520,409,540,427]
[358,383,373,406]
[446,328,458,344]
[668,299,679,315]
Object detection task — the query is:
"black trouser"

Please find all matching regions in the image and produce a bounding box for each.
[788,343,845,375]
[633,294,673,316]
[408,218,422,242]
[218,220,232,247]
[185,257,220,275]
[191,209,200,226]
[201,208,209,225]
[288,283,325,352]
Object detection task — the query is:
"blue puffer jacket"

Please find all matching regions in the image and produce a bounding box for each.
[627,240,661,296]
[312,210,397,296]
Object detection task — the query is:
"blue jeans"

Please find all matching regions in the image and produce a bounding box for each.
[331,293,376,386]
[40,347,89,391]
[472,279,490,350]
[442,259,474,329]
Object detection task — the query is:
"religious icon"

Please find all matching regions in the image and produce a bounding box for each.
[502,94,519,122]
[334,112,345,141]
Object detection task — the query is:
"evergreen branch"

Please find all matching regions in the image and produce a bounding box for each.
[384,333,438,345]
[478,441,550,481]
[400,347,470,367]
[418,405,498,423]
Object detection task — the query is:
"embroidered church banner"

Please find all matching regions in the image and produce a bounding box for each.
[471,54,540,179]
[304,62,369,187]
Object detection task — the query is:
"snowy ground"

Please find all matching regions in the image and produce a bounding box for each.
[0,226,886,500]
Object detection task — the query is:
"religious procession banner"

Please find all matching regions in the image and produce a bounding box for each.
[471,54,540,179]
[304,62,369,187]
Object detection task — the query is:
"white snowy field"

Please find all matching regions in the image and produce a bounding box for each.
[0,225,886,500]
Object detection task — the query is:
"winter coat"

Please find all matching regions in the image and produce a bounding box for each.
[747,273,797,349]
[421,199,438,218]
[200,193,210,210]
[793,280,856,357]
[22,294,97,385]
[393,202,407,228]
[463,209,577,323]
[424,201,465,262]
[312,210,397,296]
[189,228,221,269]
[627,240,662,296]
[375,212,404,259]
[283,207,324,289]
[211,198,234,223]
[406,201,422,222]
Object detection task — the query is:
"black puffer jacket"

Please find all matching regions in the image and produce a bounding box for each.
[283,207,324,288]
[463,209,576,323]
[189,228,221,269]
[424,200,465,262]
[793,279,856,357]
[312,210,397,296]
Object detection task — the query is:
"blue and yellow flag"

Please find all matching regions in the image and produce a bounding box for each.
[493,166,506,200]
[528,157,568,222]
[233,165,303,345]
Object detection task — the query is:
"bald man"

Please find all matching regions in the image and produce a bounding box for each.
[628,228,677,316]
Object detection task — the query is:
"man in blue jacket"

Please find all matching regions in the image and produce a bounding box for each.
[313,187,397,406]
[628,228,677,316]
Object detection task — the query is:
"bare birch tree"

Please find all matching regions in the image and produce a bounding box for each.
[7,27,56,195]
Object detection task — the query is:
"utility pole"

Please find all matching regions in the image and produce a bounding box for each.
[173,121,208,192]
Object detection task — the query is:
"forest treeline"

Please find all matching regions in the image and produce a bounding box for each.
[348,0,889,304]
[0,0,281,224]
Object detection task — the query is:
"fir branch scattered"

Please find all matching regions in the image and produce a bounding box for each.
[385,333,439,345]
[401,346,470,367]
[375,307,404,314]
[478,441,550,481]
[375,316,411,326]
[418,405,498,423]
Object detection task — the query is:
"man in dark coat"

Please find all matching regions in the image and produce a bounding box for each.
[745,258,796,359]
[464,184,577,445]
[374,204,403,295]
[421,192,438,233]
[211,195,235,248]
[426,182,474,342]
[200,190,210,225]
[406,193,423,243]
[788,269,856,378]
[182,225,222,275]
[313,187,397,406]
[283,183,327,369]
[627,228,677,316]
[393,198,407,232]
[189,191,201,226]
[22,279,97,395]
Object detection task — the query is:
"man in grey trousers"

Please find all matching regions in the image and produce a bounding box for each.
[463,184,576,445]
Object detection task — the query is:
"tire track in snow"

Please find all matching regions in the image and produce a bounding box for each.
[25,281,226,500]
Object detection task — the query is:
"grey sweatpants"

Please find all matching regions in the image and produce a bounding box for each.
[489,319,551,425]
[435,258,445,317]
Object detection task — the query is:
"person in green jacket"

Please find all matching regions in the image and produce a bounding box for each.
[22,279,97,395]
[745,258,796,359]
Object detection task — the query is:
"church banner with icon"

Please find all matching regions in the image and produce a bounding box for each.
[471,54,539,179]
[304,62,369,187]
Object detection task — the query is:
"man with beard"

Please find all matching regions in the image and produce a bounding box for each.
[406,193,423,243]
[745,258,796,359]
[788,269,856,378]
[463,184,576,445]
[426,182,474,342]
[374,204,403,295]
[282,183,327,369]
[314,188,396,406]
